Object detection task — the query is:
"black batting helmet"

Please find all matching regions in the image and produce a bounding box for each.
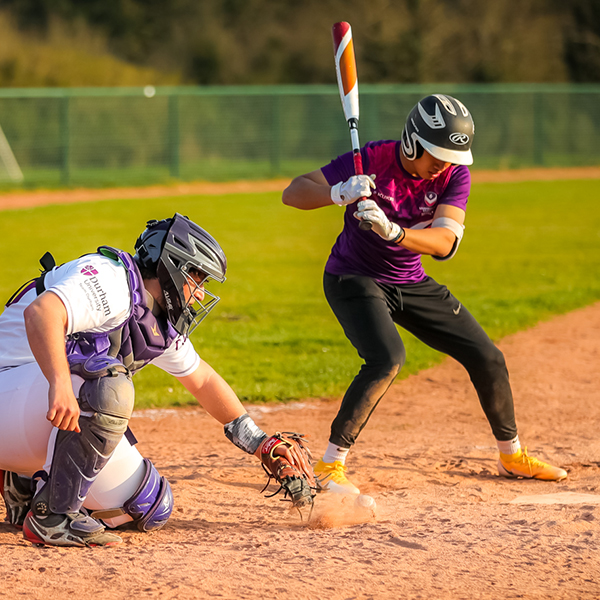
[401,94,474,166]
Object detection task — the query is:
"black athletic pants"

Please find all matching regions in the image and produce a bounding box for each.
[323,271,518,447]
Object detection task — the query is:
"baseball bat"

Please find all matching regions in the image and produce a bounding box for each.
[331,21,372,231]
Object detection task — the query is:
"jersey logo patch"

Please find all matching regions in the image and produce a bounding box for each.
[424,192,438,206]
[81,265,99,276]
[151,323,160,337]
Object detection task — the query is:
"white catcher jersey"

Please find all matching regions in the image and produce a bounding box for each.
[0,254,200,377]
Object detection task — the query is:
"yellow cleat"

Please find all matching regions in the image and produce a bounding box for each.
[314,459,360,495]
[498,448,567,481]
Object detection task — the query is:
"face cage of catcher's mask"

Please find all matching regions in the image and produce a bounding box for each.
[180,269,221,337]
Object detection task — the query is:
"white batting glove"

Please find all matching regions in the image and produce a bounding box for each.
[331,175,376,206]
[354,200,402,241]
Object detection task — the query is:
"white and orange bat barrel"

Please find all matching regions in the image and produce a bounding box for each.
[332,23,359,124]
[332,21,369,229]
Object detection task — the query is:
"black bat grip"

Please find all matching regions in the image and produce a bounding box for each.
[356,193,372,230]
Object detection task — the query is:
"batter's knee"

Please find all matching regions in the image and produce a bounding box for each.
[383,344,405,375]
[364,349,405,382]
[469,343,508,380]
[384,358,403,380]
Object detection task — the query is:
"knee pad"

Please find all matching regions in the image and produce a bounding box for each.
[34,361,134,516]
[89,459,173,532]
[78,365,134,420]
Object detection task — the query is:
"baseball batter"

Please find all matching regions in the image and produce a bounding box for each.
[0,213,314,547]
[282,94,567,494]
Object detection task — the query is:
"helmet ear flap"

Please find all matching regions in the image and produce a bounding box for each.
[401,126,414,160]
[401,126,424,161]
[415,140,424,159]
[156,260,184,330]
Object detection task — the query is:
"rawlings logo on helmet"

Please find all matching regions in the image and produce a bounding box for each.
[449,132,470,145]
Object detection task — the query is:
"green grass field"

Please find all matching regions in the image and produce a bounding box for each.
[0,160,322,191]
[1,178,599,408]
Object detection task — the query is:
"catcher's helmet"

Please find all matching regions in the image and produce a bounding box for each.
[134,213,227,337]
[401,94,474,166]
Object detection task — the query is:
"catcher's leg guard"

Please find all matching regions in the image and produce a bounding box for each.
[124,459,173,531]
[1,471,33,528]
[89,458,174,532]
[32,366,134,517]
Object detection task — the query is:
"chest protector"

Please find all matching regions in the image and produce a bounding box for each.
[66,246,178,375]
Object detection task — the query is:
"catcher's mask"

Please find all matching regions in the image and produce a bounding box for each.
[401,94,474,166]
[134,213,227,337]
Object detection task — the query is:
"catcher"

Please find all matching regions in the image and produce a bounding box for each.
[0,213,315,548]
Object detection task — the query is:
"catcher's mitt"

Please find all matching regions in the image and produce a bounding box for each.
[259,432,317,516]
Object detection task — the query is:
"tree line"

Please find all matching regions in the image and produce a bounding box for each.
[1,0,599,87]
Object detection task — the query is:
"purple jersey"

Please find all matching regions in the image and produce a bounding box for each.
[322,140,471,285]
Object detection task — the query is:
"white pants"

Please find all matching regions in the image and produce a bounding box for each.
[0,362,145,527]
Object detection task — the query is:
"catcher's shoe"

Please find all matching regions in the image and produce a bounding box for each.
[23,510,122,548]
[498,448,567,481]
[1,470,33,529]
[314,459,360,495]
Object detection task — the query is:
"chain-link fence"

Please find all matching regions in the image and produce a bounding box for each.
[0,84,599,188]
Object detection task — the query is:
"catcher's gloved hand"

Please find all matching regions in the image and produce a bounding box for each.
[331,174,376,206]
[259,432,317,514]
[354,199,404,241]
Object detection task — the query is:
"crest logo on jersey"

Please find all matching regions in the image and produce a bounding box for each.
[424,192,438,206]
[449,132,470,145]
[81,265,98,276]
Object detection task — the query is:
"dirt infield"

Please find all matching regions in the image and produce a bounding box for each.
[1,166,600,211]
[1,301,600,599]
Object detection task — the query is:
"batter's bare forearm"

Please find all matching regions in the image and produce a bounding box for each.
[397,226,457,257]
[282,171,333,210]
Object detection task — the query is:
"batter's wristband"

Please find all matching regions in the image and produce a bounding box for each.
[391,226,406,244]
[330,182,346,206]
